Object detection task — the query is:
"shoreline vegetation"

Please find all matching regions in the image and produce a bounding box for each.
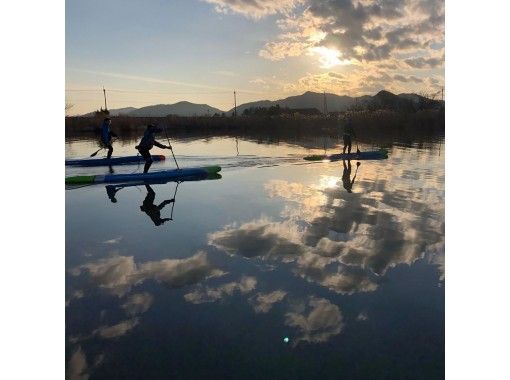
[66,109,444,149]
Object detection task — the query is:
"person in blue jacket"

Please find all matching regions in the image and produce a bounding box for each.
[100,118,117,159]
[135,124,172,173]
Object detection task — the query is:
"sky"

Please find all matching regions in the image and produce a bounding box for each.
[66,0,444,115]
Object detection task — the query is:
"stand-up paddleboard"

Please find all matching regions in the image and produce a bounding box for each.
[65,155,166,167]
[66,166,221,184]
[304,149,389,161]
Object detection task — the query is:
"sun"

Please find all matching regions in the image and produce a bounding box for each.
[310,46,351,68]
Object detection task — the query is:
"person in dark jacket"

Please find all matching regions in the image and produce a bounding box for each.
[135,124,172,173]
[100,118,117,159]
[342,118,356,154]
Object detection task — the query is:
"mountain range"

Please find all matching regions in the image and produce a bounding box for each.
[84,91,443,117]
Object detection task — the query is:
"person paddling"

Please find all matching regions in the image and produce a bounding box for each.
[135,124,172,173]
[342,117,356,154]
[100,118,117,159]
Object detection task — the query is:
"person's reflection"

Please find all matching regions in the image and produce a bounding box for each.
[106,185,122,203]
[342,160,360,193]
[140,184,174,226]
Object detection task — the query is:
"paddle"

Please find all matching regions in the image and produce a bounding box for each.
[169,181,181,221]
[163,125,180,170]
[90,137,117,157]
[356,142,361,154]
[90,147,103,157]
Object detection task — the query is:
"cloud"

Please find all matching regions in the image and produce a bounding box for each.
[210,0,444,93]
[68,68,265,95]
[209,217,306,260]
[249,290,287,313]
[184,276,257,304]
[213,70,238,77]
[209,146,444,289]
[356,312,369,321]
[203,0,302,19]
[102,236,122,244]
[405,56,443,69]
[285,297,344,345]
[294,253,379,294]
[121,292,154,316]
[259,41,309,61]
[66,290,84,307]
[73,251,225,297]
[393,74,423,83]
[282,65,439,96]
[75,255,137,297]
[66,346,89,380]
[94,318,139,339]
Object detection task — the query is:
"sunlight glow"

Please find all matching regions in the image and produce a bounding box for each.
[317,176,339,190]
[310,47,351,68]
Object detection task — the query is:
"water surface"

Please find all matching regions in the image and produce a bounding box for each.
[66,136,444,379]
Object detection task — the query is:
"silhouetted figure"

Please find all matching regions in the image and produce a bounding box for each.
[135,124,172,173]
[140,184,174,226]
[106,185,122,203]
[342,118,356,154]
[100,118,117,159]
[342,160,360,193]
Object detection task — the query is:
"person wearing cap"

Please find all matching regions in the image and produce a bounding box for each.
[135,124,172,173]
[100,117,117,159]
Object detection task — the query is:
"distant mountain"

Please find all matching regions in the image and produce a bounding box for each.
[233,90,442,114]
[368,90,443,111]
[232,91,361,115]
[128,101,224,117]
[82,91,443,117]
[83,107,138,117]
[83,102,224,117]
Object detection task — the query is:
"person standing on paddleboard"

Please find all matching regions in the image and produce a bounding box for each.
[136,124,172,173]
[101,118,117,159]
[342,117,356,154]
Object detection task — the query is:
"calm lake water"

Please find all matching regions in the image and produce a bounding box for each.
[66,135,444,379]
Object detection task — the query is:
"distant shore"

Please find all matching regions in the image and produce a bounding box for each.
[65,109,444,148]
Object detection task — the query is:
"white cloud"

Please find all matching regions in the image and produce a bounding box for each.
[121,292,154,316]
[184,276,257,304]
[285,297,344,345]
[203,0,303,19]
[94,318,139,339]
[72,251,225,297]
[249,290,287,313]
[66,346,89,380]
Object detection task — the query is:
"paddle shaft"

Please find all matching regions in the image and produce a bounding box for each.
[169,181,181,220]
[163,126,180,170]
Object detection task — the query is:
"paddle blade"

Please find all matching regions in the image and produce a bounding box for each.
[90,149,100,157]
